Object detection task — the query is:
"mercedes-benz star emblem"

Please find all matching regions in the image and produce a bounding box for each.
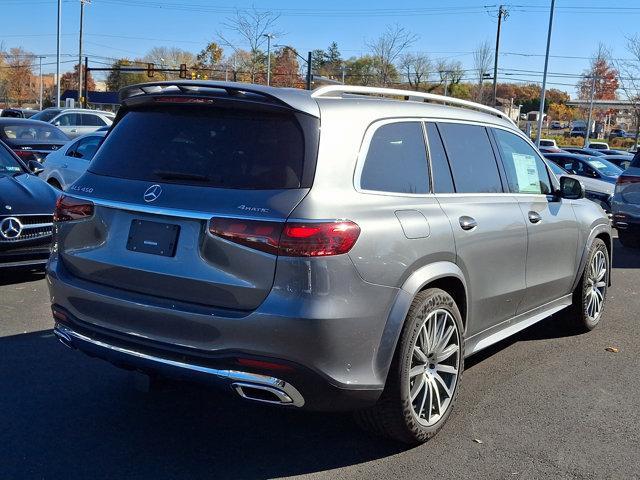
[143,184,162,203]
[0,217,23,239]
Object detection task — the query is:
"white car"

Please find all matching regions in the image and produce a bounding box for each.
[539,138,558,148]
[49,109,114,139]
[40,131,105,190]
[587,141,610,150]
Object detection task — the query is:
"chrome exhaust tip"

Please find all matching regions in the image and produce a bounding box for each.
[232,381,305,407]
[54,327,75,350]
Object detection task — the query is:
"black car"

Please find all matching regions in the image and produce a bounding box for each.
[0,118,69,163]
[1,108,39,119]
[561,147,607,157]
[0,140,58,268]
[602,154,633,170]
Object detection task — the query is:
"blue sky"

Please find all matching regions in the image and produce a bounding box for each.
[2,0,640,96]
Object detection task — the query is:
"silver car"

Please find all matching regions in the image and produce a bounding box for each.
[50,109,114,139]
[40,132,105,190]
[48,82,612,444]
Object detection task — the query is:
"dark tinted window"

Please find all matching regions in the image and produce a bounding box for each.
[493,128,552,194]
[425,123,454,193]
[81,114,106,126]
[31,109,63,122]
[89,107,305,189]
[360,122,428,194]
[438,123,502,193]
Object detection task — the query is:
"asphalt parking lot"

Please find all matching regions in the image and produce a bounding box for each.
[1,237,639,480]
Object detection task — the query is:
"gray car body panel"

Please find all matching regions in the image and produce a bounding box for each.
[47,82,611,409]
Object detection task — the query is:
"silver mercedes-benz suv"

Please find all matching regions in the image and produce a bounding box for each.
[48,81,611,444]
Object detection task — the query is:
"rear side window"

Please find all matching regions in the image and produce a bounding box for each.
[89,107,306,189]
[425,123,454,193]
[438,123,503,193]
[75,136,102,160]
[360,122,429,194]
[493,128,552,194]
[81,114,106,127]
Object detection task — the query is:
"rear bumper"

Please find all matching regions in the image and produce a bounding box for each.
[47,254,398,411]
[52,309,382,411]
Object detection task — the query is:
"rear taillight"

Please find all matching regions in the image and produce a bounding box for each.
[615,175,640,195]
[53,195,94,222]
[208,218,360,257]
[13,149,34,160]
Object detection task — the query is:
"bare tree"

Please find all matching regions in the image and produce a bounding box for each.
[617,35,640,143]
[144,47,196,80]
[435,59,464,95]
[399,53,432,90]
[472,40,493,103]
[367,25,418,86]
[218,7,282,83]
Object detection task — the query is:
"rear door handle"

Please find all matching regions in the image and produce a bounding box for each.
[459,216,477,231]
[528,211,542,224]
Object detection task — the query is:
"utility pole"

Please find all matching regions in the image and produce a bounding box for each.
[83,56,89,108]
[78,0,90,105]
[584,74,597,147]
[38,56,45,110]
[535,0,555,147]
[341,64,346,84]
[493,5,507,107]
[263,33,274,86]
[56,0,62,108]
[306,51,312,90]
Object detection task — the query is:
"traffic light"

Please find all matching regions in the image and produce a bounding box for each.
[147,63,155,78]
[179,64,188,79]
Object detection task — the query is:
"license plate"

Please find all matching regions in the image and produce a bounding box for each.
[126,220,180,257]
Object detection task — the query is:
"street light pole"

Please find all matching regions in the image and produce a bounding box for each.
[38,56,44,110]
[584,75,597,147]
[306,51,312,90]
[535,0,555,147]
[264,33,274,86]
[78,0,90,105]
[56,0,62,107]
[492,5,507,107]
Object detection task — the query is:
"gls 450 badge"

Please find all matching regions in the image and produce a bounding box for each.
[70,185,94,193]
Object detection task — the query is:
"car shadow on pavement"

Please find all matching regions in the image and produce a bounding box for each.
[612,238,640,269]
[0,267,46,287]
[1,330,405,479]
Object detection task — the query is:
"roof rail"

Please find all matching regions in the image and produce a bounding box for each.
[311,85,515,125]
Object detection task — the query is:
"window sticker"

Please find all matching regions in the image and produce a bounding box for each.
[512,153,541,193]
[588,160,607,169]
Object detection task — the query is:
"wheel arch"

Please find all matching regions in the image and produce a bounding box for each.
[373,261,468,387]
[573,222,613,291]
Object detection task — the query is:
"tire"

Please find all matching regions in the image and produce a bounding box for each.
[354,288,464,444]
[569,238,609,332]
[618,230,640,248]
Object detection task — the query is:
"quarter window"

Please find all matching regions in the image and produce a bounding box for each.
[437,123,503,193]
[360,122,429,194]
[493,129,552,194]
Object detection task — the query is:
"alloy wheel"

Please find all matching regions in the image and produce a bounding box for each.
[585,250,607,321]
[408,308,461,427]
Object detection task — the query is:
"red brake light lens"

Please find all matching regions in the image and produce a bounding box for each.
[53,195,94,222]
[208,218,360,257]
[279,221,360,257]
[13,149,33,159]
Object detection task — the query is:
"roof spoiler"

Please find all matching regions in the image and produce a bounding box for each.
[118,81,320,117]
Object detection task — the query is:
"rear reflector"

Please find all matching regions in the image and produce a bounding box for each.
[53,195,94,222]
[236,358,295,373]
[208,218,360,257]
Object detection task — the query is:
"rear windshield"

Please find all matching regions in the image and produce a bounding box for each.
[1,124,68,141]
[89,107,306,189]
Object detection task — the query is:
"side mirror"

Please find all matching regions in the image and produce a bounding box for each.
[28,160,44,174]
[559,176,585,200]
[54,121,61,126]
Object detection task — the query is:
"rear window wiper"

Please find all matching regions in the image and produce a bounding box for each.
[153,170,211,182]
